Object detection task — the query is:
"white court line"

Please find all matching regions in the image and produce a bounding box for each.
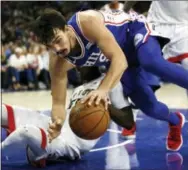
[90,140,133,152]
[107,129,121,133]
[90,128,133,152]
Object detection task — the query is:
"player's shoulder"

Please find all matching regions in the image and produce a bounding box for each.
[79,10,101,17]
[78,10,103,24]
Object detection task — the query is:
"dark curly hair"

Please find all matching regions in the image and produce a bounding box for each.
[32,8,66,45]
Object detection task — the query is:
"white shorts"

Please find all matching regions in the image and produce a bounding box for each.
[70,75,130,109]
[109,82,130,109]
[153,23,188,63]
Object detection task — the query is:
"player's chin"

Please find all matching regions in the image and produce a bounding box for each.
[61,50,69,58]
[65,48,71,57]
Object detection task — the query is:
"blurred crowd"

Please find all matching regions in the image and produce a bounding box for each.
[1,43,51,91]
[1,1,108,44]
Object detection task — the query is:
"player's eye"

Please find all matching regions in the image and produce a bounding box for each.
[55,38,62,44]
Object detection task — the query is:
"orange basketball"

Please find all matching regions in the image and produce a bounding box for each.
[69,101,110,140]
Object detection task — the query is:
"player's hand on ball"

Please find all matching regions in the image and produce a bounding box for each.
[81,89,109,110]
[48,117,63,143]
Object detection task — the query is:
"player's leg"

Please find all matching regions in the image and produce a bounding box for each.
[1,103,50,134]
[121,70,161,139]
[1,125,48,167]
[1,104,17,135]
[109,82,135,138]
[137,36,188,89]
[181,58,188,71]
[2,104,8,128]
[181,58,188,97]
[126,76,185,151]
[1,103,52,167]
[167,25,188,97]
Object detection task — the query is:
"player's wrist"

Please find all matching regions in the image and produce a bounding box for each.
[52,116,64,123]
[97,85,110,93]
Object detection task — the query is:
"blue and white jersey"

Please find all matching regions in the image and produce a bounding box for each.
[66,10,152,67]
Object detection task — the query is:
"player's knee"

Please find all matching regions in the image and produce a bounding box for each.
[17,125,38,141]
[181,58,188,70]
[144,102,165,117]
[140,55,161,71]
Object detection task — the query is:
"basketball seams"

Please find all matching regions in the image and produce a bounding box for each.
[69,102,109,140]
[70,109,104,125]
[70,111,104,139]
[83,111,106,138]
[77,109,104,120]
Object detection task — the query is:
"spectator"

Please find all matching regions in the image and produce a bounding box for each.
[26,45,40,89]
[4,42,13,60]
[38,45,51,89]
[101,1,124,11]
[1,46,10,90]
[8,47,35,90]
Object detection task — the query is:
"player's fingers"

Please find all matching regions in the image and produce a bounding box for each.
[48,132,53,142]
[88,95,96,106]
[55,119,63,126]
[95,96,101,105]
[103,97,109,110]
[81,93,92,103]
[105,100,108,110]
[47,128,54,135]
[107,97,111,104]
[48,132,56,143]
[48,135,52,143]
[49,123,56,129]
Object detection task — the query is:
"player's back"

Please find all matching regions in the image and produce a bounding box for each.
[67,10,153,68]
[147,1,188,24]
[67,10,130,67]
[100,10,130,48]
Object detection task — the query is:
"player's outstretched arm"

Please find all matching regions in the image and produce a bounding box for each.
[49,53,75,142]
[79,11,128,109]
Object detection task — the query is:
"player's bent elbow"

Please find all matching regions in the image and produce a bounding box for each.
[119,59,127,73]
[122,61,128,71]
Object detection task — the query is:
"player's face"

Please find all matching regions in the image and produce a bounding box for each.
[47,29,71,58]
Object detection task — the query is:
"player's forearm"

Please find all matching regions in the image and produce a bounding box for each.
[51,75,67,123]
[52,104,66,123]
[98,55,127,91]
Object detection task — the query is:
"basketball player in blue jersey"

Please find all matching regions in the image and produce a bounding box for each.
[32,9,188,151]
